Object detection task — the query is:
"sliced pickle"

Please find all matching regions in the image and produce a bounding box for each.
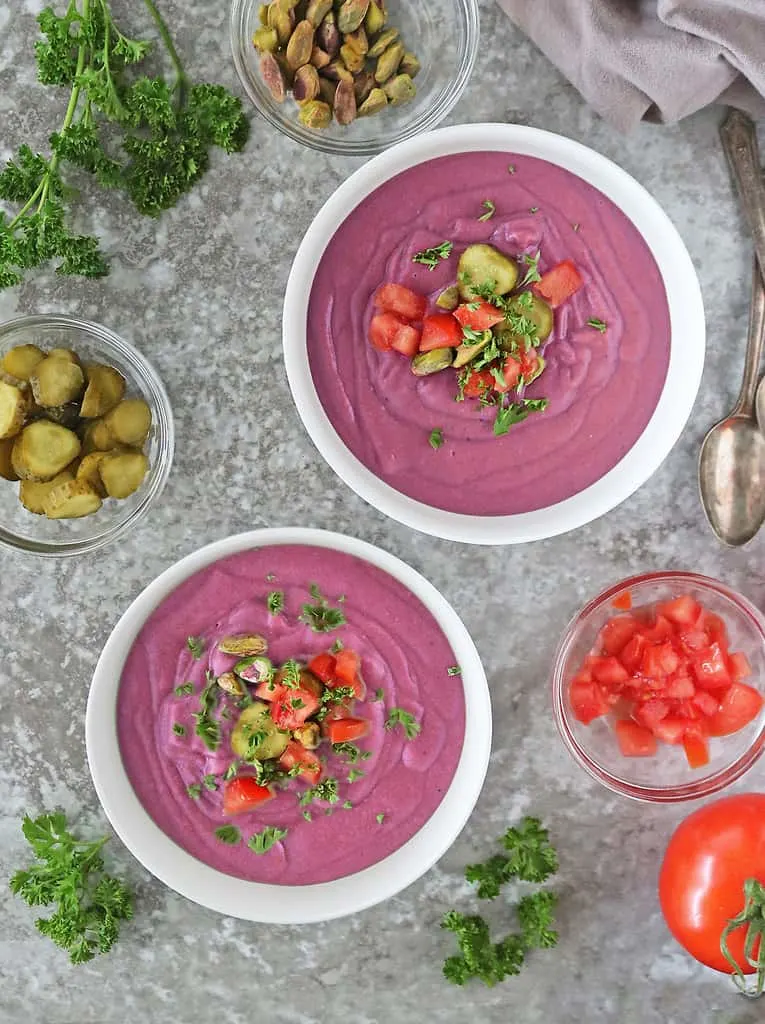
[47,348,80,364]
[231,703,289,761]
[76,451,110,497]
[19,470,75,515]
[30,356,85,407]
[81,419,116,454]
[98,451,148,499]
[15,421,81,480]
[80,364,126,418]
[0,380,30,439]
[435,285,460,311]
[1,345,44,382]
[42,479,102,519]
[457,244,519,301]
[0,437,19,481]
[103,399,152,446]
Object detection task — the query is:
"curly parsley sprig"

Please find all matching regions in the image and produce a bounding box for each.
[0,0,249,288]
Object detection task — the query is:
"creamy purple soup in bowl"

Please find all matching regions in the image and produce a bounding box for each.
[86,528,491,923]
[283,123,705,544]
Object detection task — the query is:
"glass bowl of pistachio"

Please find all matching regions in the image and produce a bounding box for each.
[230,0,480,155]
[0,314,174,556]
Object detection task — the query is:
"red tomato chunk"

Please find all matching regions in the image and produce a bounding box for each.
[534,260,583,308]
[568,594,763,769]
[374,283,428,321]
[453,300,505,332]
[419,313,463,352]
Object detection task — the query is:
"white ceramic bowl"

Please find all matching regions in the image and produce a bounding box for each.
[86,528,491,923]
[283,123,705,545]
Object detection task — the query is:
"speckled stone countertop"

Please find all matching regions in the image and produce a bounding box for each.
[0,1,764,1022]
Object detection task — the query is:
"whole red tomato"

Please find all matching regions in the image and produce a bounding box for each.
[659,793,765,977]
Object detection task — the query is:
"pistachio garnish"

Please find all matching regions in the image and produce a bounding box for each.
[298,99,333,128]
[323,59,353,82]
[337,0,370,34]
[293,63,321,103]
[252,26,279,52]
[217,671,245,697]
[305,0,332,27]
[357,86,387,117]
[285,19,315,71]
[374,41,404,84]
[318,11,340,56]
[293,722,321,750]
[436,285,460,311]
[340,42,365,74]
[318,76,338,106]
[334,77,357,125]
[267,0,294,45]
[367,26,399,58]
[259,51,286,102]
[364,0,386,36]
[310,45,331,69]
[217,633,268,656]
[353,69,376,104]
[400,51,421,78]
[411,349,454,377]
[383,72,416,105]
[344,27,368,55]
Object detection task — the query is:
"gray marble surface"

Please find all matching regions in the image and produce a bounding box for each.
[0,1,764,1022]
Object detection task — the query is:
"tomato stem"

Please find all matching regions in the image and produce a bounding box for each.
[720,878,765,998]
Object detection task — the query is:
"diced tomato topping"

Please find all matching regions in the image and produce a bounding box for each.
[633,698,670,731]
[369,312,420,354]
[462,367,495,399]
[452,300,505,332]
[308,653,336,683]
[534,259,583,308]
[494,354,521,392]
[641,642,680,680]
[692,643,731,690]
[270,686,321,730]
[682,731,710,769]
[611,591,632,612]
[518,348,543,383]
[590,656,630,688]
[599,616,639,656]
[691,690,720,718]
[223,777,274,816]
[374,283,427,321]
[279,740,322,782]
[657,595,701,628]
[677,629,710,652]
[619,634,647,674]
[254,680,280,701]
[708,683,764,737]
[570,678,610,725]
[390,323,422,357]
[615,721,657,757]
[698,611,729,647]
[418,313,463,352]
[334,649,359,684]
[652,716,689,745]
[322,702,356,727]
[664,676,695,700]
[640,615,674,642]
[729,651,752,682]
[326,717,370,744]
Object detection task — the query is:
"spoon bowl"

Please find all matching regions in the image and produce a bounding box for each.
[699,413,765,546]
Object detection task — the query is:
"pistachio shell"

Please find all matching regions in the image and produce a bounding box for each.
[357,86,387,116]
[267,0,294,44]
[383,71,416,104]
[260,51,287,101]
[323,58,353,82]
[334,76,357,125]
[286,18,315,69]
[367,26,398,58]
[252,26,279,52]
[310,44,331,68]
[344,27,368,54]
[293,62,321,102]
[399,51,421,78]
[374,40,403,83]
[298,99,333,128]
[318,11,341,56]
[364,0,386,35]
[337,0,370,34]
[306,0,332,27]
[318,76,338,105]
[339,42,365,73]
[353,69,375,104]
[411,349,454,376]
[436,285,460,311]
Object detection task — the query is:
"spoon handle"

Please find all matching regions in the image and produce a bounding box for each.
[734,259,765,416]
[720,109,765,276]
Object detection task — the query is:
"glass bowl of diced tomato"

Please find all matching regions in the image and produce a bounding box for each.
[551,572,765,803]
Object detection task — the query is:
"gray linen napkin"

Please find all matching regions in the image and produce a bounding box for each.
[496,0,765,131]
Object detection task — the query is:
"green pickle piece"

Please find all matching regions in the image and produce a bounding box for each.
[231,703,289,761]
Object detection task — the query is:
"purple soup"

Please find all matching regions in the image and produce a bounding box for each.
[117,544,465,885]
[307,152,672,515]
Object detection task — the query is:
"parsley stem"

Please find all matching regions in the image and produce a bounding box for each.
[141,0,187,89]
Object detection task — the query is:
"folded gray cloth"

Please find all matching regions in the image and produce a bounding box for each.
[496,0,765,131]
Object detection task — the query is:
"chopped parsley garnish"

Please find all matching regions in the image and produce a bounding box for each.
[465,818,559,899]
[302,810,312,822]
[529,206,539,214]
[250,758,288,788]
[214,826,241,845]
[267,590,285,615]
[343,800,353,810]
[372,687,385,702]
[266,573,276,582]
[478,199,496,222]
[172,723,186,736]
[248,826,288,854]
[494,399,548,437]
[376,813,385,824]
[333,741,362,763]
[298,777,339,807]
[429,427,444,450]
[447,665,462,676]
[331,638,344,653]
[224,761,240,781]
[202,774,218,792]
[412,240,453,270]
[299,585,347,634]
[348,769,365,783]
[572,222,580,232]
[192,674,221,752]
[291,697,306,709]
[280,659,302,689]
[186,783,201,800]
[508,164,516,174]
[316,685,356,721]
[360,750,373,761]
[519,251,541,286]
[587,317,607,333]
[174,682,194,697]
[384,707,421,740]
[186,636,205,659]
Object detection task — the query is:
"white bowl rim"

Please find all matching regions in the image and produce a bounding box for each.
[282,122,706,545]
[85,527,491,923]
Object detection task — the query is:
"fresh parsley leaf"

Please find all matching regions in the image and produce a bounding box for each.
[330,638,344,654]
[186,783,202,800]
[9,813,133,965]
[267,590,284,615]
[360,750,373,761]
[372,687,385,702]
[172,723,186,736]
[493,399,548,437]
[429,427,444,450]
[441,912,524,988]
[186,635,205,659]
[587,317,607,333]
[224,761,240,781]
[214,825,241,845]
[520,251,541,286]
[347,769,365,783]
[248,826,288,855]
[291,697,306,709]
[299,585,346,634]
[342,800,353,810]
[332,741,362,763]
[478,199,495,222]
[298,777,339,807]
[447,665,461,676]
[384,707,421,740]
[174,682,194,697]
[202,774,218,792]
[529,206,539,214]
[572,222,580,232]
[508,164,516,174]
[465,853,512,900]
[517,891,558,949]
[302,810,312,822]
[376,813,385,824]
[315,685,356,722]
[501,818,559,883]
[412,240,453,270]
[192,675,220,752]
[280,659,302,689]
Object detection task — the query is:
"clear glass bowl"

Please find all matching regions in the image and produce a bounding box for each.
[0,315,174,557]
[230,0,480,156]
[551,572,765,803]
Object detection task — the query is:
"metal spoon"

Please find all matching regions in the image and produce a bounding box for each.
[698,111,765,545]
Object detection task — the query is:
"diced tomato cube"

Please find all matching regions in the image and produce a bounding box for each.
[641,642,680,680]
[657,595,702,628]
[672,699,701,720]
[369,312,419,353]
[678,629,710,652]
[333,649,359,684]
[279,740,322,782]
[692,643,732,690]
[599,616,639,656]
[308,653,336,683]
[633,698,670,731]
[708,683,764,737]
[591,655,630,688]
[534,260,583,308]
[570,678,610,724]
[691,690,720,718]
[254,680,280,701]
[611,591,633,612]
[419,313,463,352]
[374,283,427,321]
[682,731,710,769]
[453,300,504,332]
[462,368,495,399]
[615,720,657,757]
[494,354,520,393]
[223,777,274,816]
[271,686,321,730]
[620,634,647,674]
[651,716,688,745]
[322,702,356,727]
[665,676,695,700]
[326,717,370,744]
[729,651,752,682]
[390,323,421,356]
[698,611,729,647]
[640,615,674,643]
[518,348,544,384]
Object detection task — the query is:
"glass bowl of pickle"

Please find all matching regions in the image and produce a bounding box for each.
[230,0,480,156]
[0,314,174,556]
